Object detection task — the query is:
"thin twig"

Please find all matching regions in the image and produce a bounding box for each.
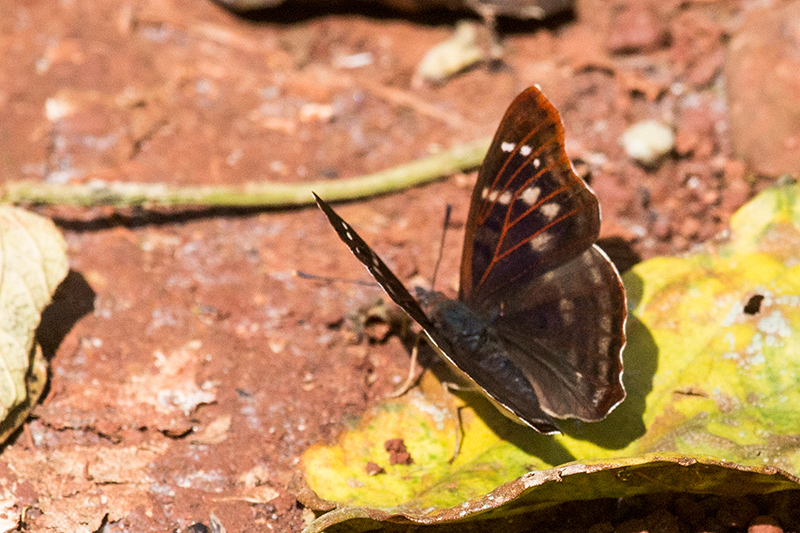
[1,138,490,208]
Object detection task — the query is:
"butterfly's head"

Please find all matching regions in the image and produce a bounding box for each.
[414,286,448,316]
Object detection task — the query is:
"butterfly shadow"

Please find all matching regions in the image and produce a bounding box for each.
[36,270,97,361]
[450,382,580,466]
[407,341,576,466]
[0,270,96,453]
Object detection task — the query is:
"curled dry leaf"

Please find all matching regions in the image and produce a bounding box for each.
[0,206,69,443]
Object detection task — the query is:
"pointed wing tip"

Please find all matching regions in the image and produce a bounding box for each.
[312,192,338,222]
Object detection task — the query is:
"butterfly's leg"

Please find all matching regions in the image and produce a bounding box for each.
[439,382,464,463]
[449,402,463,463]
[440,380,485,462]
[386,332,423,398]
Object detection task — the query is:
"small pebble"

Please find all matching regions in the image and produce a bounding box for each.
[365,461,385,476]
[680,217,701,238]
[700,189,719,206]
[384,438,414,465]
[620,120,675,166]
[720,160,750,213]
[606,2,667,54]
[651,217,672,240]
[672,234,689,251]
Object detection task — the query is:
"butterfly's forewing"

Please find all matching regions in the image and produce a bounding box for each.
[315,193,565,433]
[312,193,435,333]
[460,87,601,302]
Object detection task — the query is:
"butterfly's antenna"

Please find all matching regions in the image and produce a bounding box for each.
[430,204,452,290]
[294,270,379,288]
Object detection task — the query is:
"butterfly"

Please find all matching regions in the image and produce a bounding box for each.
[313,85,626,434]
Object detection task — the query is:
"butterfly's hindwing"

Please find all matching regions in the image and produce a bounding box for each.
[491,245,626,420]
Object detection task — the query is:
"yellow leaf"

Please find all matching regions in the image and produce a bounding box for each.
[299,183,800,530]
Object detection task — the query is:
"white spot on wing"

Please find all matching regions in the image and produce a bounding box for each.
[597,292,611,312]
[520,145,532,156]
[560,299,574,325]
[533,158,541,169]
[540,202,560,220]
[597,335,611,356]
[487,190,500,202]
[521,186,541,205]
[497,191,512,205]
[529,232,552,251]
[345,231,353,240]
[481,187,489,199]
[501,142,515,152]
[589,266,602,284]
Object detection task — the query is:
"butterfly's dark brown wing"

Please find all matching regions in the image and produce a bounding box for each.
[459,86,601,303]
[313,193,435,331]
[491,246,626,420]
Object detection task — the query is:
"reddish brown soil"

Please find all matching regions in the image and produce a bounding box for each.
[0,0,790,531]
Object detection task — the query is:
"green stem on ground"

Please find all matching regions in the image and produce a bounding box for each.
[1,138,490,208]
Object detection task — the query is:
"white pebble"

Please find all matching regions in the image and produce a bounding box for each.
[620,120,675,165]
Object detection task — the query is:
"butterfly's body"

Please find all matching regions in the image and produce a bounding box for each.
[416,287,562,433]
[415,290,487,356]
[314,85,626,434]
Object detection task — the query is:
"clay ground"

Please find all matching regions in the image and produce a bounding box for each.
[0,0,793,531]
